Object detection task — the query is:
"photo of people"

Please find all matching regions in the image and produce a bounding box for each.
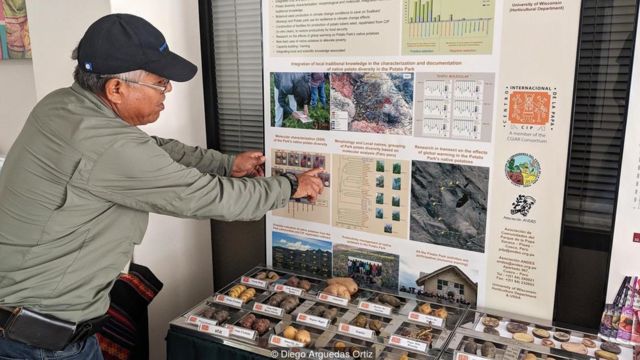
[270,72,330,130]
[333,243,399,292]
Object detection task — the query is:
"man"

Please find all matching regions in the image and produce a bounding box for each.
[0,14,323,359]
[273,72,310,127]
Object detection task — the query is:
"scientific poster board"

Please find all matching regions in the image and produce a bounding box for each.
[263,0,581,320]
[606,33,640,303]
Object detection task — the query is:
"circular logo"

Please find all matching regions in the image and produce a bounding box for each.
[505,153,541,187]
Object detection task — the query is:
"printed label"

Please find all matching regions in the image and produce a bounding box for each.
[253,302,284,317]
[186,315,217,327]
[338,323,374,339]
[454,350,490,360]
[228,325,257,340]
[408,311,445,328]
[241,276,268,289]
[273,284,304,296]
[389,335,428,353]
[198,323,230,337]
[269,335,306,348]
[296,313,330,329]
[213,294,244,308]
[358,301,392,316]
[317,292,349,307]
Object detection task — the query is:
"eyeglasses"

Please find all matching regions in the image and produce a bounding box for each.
[102,76,171,94]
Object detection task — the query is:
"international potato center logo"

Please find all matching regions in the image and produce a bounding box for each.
[505,153,541,187]
[509,91,551,125]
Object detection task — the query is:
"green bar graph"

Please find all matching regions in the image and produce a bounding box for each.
[402,0,495,55]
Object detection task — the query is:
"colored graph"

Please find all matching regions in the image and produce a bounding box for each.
[402,0,495,55]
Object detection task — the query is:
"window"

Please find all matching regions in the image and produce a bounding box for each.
[210,0,263,153]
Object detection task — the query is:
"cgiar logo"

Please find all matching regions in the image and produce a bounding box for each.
[511,195,536,217]
[505,153,541,187]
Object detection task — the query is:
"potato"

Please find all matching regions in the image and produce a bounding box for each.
[239,314,256,329]
[322,307,338,321]
[323,284,351,300]
[434,307,448,319]
[251,318,271,335]
[295,329,311,346]
[283,325,298,340]
[280,296,300,313]
[285,276,300,287]
[353,314,368,328]
[267,271,280,281]
[326,277,358,295]
[418,303,431,315]
[368,319,383,334]
[377,294,401,307]
[298,279,312,291]
[267,292,287,306]
[213,309,229,323]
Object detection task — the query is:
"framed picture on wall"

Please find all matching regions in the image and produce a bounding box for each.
[0,0,31,60]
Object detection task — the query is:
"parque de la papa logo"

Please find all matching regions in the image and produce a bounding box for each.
[505,153,541,187]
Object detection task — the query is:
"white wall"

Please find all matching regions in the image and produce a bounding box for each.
[109,2,212,360]
[23,1,212,359]
[0,61,36,154]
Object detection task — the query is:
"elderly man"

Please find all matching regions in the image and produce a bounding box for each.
[0,14,323,359]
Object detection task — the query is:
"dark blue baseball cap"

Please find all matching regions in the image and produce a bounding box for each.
[77,14,197,82]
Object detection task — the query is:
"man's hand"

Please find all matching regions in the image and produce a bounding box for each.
[292,168,324,202]
[231,151,265,177]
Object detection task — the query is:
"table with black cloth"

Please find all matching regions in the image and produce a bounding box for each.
[166,325,271,360]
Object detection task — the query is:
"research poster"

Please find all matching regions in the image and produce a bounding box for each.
[264,0,580,320]
[606,32,640,303]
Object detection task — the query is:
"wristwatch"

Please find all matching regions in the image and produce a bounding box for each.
[282,172,298,198]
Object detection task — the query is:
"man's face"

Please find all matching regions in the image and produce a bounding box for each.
[116,72,172,126]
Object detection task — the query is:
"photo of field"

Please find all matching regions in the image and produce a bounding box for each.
[272,232,332,278]
[330,72,414,135]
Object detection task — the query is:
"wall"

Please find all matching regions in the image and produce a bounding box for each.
[0,61,35,154]
[24,1,211,359]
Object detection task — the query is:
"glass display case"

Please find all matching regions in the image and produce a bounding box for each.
[169,267,632,359]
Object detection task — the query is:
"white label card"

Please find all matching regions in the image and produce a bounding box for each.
[296,313,330,329]
[272,284,303,296]
[317,292,349,307]
[453,350,490,360]
[228,325,257,340]
[269,335,306,348]
[241,276,268,289]
[358,301,392,316]
[253,302,284,317]
[389,335,428,353]
[408,311,444,328]
[198,323,230,337]
[338,323,374,339]
[186,315,217,327]
[213,294,244,308]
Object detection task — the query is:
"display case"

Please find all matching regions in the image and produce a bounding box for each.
[169,267,630,359]
[444,308,633,360]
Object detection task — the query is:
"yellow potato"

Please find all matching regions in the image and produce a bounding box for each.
[326,278,358,295]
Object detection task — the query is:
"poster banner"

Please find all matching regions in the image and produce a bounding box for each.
[0,0,31,60]
[263,0,580,320]
[606,33,640,303]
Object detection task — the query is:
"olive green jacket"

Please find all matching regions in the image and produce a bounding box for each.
[0,83,290,322]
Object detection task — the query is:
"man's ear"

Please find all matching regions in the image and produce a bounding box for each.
[104,78,125,104]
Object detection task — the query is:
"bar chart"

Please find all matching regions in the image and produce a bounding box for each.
[402,0,495,55]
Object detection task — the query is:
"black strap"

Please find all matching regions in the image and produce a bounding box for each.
[0,307,15,329]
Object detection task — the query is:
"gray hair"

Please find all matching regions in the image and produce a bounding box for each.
[71,46,147,94]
